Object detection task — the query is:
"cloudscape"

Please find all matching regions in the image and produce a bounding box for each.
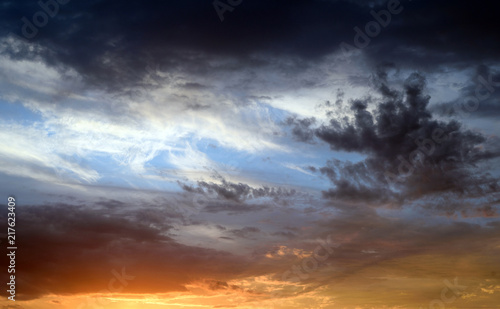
[0,0,499,308]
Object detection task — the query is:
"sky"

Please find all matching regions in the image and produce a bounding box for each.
[0,0,499,308]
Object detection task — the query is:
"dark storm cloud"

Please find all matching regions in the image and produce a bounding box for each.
[2,1,500,92]
[360,1,500,69]
[0,0,361,91]
[0,203,250,301]
[319,159,398,203]
[289,71,500,207]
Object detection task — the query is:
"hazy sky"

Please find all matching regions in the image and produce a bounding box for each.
[0,0,499,308]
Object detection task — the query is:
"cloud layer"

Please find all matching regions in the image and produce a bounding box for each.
[1,0,500,308]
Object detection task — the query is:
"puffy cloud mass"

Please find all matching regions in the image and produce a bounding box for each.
[289,70,500,213]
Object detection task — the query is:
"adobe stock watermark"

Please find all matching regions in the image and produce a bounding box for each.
[340,0,406,63]
[18,0,71,40]
[280,234,337,283]
[452,70,500,118]
[419,277,467,309]
[269,234,337,305]
[76,267,135,309]
[213,0,243,22]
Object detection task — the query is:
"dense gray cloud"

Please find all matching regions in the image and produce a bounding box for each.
[0,194,498,303]
[289,71,500,208]
[180,178,296,202]
[2,1,500,93]
[177,178,299,215]
[0,202,251,301]
[286,117,317,143]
